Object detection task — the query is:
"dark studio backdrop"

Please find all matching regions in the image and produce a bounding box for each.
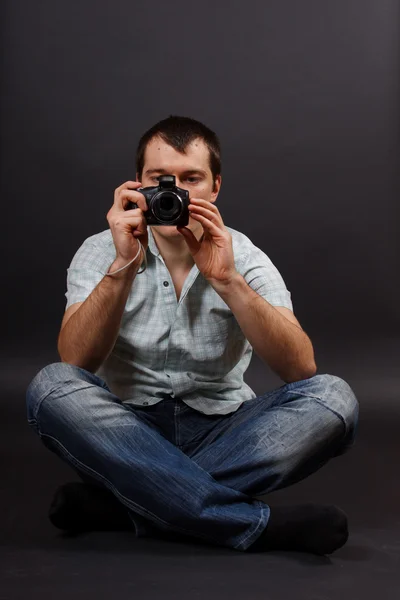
[1,1,399,363]
[1,0,400,595]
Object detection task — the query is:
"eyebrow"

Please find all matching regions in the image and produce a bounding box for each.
[144,168,207,177]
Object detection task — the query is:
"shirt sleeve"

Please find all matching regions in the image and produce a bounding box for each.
[238,246,293,311]
[64,238,113,310]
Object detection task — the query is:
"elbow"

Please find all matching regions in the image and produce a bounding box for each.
[305,363,318,379]
[283,361,318,384]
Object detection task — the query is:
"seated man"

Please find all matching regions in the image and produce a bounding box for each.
[26,115,359,554]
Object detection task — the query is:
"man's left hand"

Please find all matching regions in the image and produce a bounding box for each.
[177,198,237,285]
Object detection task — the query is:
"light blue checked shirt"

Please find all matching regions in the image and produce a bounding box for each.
[64,225,293,415]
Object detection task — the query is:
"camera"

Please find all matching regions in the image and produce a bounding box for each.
[126,175,190,226]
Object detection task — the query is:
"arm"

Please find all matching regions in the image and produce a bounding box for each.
[212,273,317,383]
[57,256,142,374]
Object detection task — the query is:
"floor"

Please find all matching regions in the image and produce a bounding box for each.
[1,336,399,599]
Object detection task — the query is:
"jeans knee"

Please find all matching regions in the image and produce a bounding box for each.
[26,362,87,424]
[315,374,359,439]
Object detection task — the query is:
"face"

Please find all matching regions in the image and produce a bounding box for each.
[136,136,221,240]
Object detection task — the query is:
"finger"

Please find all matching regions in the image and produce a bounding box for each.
[189,204,222,226]
[118,189,148,212]
[114,181,143,206]
[176,226,199,253]
[191,198,219,213]
[117,181,143,192]
[189,212,224,236]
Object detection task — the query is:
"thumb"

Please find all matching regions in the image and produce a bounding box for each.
[177,226,198,253]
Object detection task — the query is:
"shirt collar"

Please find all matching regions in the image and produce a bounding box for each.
[147,226,160,257]
[146,226,199,276]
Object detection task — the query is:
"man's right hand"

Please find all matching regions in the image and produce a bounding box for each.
[107,181,149,268]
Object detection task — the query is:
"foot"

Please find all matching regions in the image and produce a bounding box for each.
[48,482,134,532]
[247,503,349,555]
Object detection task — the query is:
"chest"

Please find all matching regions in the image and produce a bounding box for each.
[170,269,191,302]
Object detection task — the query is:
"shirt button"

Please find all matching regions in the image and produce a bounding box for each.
[163,281,169,287]
[143,401,149,406]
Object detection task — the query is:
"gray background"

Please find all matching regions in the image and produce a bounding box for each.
[1,2,399,598]
[1,0,399,355]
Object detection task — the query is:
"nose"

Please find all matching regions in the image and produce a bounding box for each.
[174,176,184,187]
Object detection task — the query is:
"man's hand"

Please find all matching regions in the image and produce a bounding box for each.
[177,198,237,285]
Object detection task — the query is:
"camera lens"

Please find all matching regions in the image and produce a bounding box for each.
[153,192,182,223]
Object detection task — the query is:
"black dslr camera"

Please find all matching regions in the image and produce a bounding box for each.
[127,175,190,226]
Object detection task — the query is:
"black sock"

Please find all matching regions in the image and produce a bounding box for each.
[48,482,134,532]
[247,503,349,555]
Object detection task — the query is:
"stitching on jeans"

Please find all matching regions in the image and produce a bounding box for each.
[39,432,224,546]
[28,381,75,422]
[311,396,348,436]
[287,390,348,436]
[33,382,110,428]
[284,375,316,390]
[236,500,270,551]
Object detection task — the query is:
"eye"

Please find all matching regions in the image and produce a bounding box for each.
[151,176,200,183]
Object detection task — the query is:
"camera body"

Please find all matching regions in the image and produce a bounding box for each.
[127,175,190,226]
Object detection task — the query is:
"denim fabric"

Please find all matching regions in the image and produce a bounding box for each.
[26,362,359,552]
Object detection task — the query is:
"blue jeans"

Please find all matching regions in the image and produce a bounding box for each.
[26,363,359,552]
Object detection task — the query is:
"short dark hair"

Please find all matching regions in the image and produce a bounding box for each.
[136,115,221,188]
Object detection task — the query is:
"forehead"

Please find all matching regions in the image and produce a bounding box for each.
[143,137,210,172]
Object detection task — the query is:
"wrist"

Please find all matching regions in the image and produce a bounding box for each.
[108,249,145,276]
[208,271,242,296]
[108,257,141,274]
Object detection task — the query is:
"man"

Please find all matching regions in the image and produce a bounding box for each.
[26,115,359,554]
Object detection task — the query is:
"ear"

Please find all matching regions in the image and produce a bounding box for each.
[211,174,222,200]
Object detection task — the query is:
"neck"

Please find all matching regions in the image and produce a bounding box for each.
[150,226,202,271]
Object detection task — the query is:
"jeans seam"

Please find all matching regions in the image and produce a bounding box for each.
[312,396,348,437]
[27,380,75,423]
[288,390,348,437]
[234,500,270,551]
[29,381,108,425]
[39,432,226,547]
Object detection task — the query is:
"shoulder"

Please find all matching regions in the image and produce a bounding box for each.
[68,228,115,270]
[83,228,114,250]
[225,225,255,260]
[226,226,290,297]
[226,225,273,268]
[72,229,114,256]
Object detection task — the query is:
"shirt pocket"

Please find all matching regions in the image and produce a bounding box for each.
[202,308,246,361]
